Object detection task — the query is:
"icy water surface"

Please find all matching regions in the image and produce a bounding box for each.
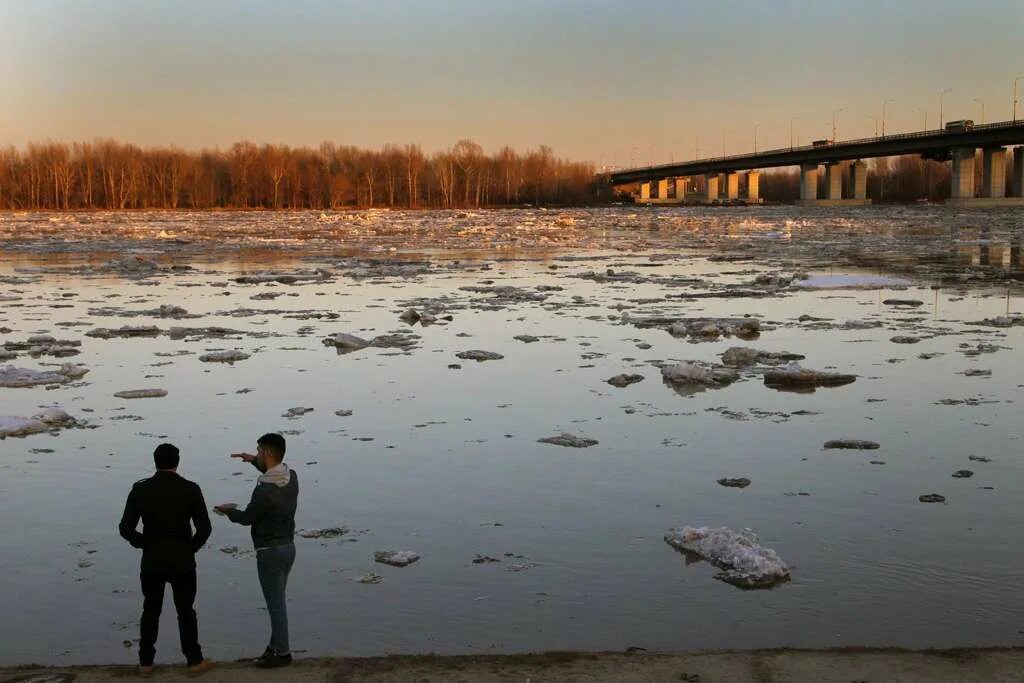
[1,206,1023,665]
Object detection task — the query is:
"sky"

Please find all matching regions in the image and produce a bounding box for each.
[2,0,1023,166]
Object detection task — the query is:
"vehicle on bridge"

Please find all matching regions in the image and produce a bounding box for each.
[945,120,974,132]
[812,139,833,148]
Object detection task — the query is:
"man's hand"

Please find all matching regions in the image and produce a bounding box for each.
[231,452,256,464]
[213,503,238,516]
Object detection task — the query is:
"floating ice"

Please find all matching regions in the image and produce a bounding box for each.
[661,363,738,387]
[374,550,420,567]
[322,333,371,352]
[198,350,251,363]
[763,363,856,391]
[721,347,805,368]
[537,433,598,448]
[0,364,88,388]
[664,525,790,589]
[0,408,77,439]
[792,274,911,289]
[456,350,504,361]
[114,389,168,399]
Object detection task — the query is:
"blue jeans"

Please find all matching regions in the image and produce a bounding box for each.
[256,543,295,655]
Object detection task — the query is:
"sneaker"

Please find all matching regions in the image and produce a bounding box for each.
[255,651,293,669]
[139,664,155,677]
[187,659,215,676]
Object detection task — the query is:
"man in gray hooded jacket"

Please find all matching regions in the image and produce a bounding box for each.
[214,432,298,669]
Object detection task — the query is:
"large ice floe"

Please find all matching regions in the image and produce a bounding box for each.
[0,408,78,439]
[762,363,856,392]
[660,362,738,396]
[0,364,88,388]
[664,525,790,589]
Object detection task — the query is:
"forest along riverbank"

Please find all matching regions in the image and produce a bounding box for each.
[1,206,1022,666]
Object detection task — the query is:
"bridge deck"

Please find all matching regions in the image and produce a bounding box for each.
[607,120,1024,185]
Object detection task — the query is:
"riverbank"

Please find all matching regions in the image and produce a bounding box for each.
[4,648,1024,682]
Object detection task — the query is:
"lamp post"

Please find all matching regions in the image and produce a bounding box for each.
[881,99,894,136]
[790,117,800,149]
[940,88,952,128]
[1014,78,1023,121]
[974,98,985,124]
[832,108,844,141]
[868,116,879,137]
[753,124,759,153]
[916,107,928,131]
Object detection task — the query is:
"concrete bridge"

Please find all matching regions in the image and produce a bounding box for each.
[606,119,1024,206]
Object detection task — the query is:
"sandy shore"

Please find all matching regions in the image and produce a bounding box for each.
[4,648,1024,682]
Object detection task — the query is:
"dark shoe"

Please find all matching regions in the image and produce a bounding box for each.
[187,659,215,676]
[255,651,293,669]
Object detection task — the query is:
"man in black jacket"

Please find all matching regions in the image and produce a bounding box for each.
[214,432,298,669]
[119,443,214,676]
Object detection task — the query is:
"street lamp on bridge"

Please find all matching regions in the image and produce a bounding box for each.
[1014,78,1023,121]
[939,88,952,128]
[832,108,845,141]
[974,98,985,124]
[916,107,928,131]
[789,116,800,149]
[881,99,894,136]
[867,116,879,137]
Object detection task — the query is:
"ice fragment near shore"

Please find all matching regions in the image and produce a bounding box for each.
[456,350,504,361]
[763,363,856,391]
[374,550,420,567]
[664,525,790,589]
[660,363,738,387]
[537,433,598,448]
[323,333,371,351]
[198,350,251,363]
[114,388,168,399]
[824,439,879,450]
[0,363,88,387]
[0,408,77,439]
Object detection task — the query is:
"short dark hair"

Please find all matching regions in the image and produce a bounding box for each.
[258,433,286,460]
[154,443,180,470]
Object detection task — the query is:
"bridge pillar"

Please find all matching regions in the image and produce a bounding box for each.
[799,163,818,202]
[850,161,868,200]
[745,171,760,202]
[704,174,719,202]
[951,148,976,199]
[982,147,1006,199]
[1014,148,1024,197]
[675,177,688,200]
[640,182,651,202]
[657,179,670,199]
[725,172,740,200]
[825,163,844,200]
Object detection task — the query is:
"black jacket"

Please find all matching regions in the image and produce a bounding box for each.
[119,470,212,571]
[226,461,298,549]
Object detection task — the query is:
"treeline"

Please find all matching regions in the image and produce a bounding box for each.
[0,139,603,210]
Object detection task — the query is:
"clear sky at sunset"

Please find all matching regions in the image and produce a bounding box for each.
[2,0,1023,166]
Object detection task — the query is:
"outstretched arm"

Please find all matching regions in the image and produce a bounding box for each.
[118,487,145,549]
[225,485,270,527]
[231,452,266,473]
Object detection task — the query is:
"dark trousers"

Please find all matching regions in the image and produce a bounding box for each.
[139,565,204,666]
[256,543,296,654]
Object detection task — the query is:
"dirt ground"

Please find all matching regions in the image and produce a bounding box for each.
[4,648,1024,683]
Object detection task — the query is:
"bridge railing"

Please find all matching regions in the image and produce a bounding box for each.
[628,119,1024,175]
